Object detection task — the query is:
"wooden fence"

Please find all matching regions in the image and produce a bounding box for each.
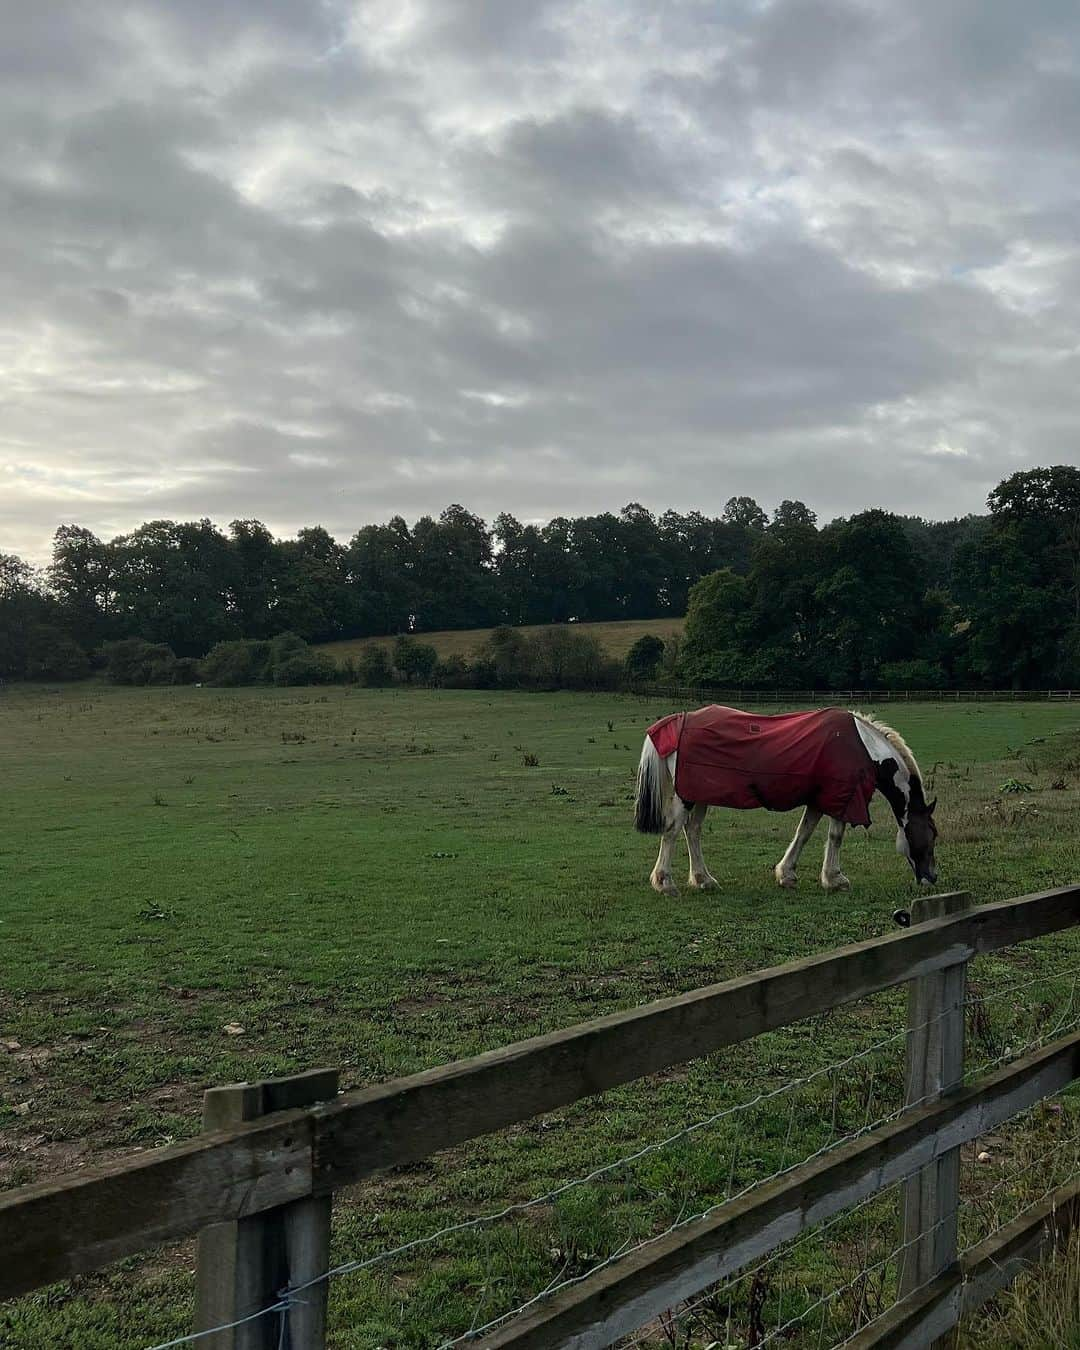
[4,885,1080,1349]
[627,684,1080,705]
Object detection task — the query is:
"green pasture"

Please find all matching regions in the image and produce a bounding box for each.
[3,686,1080,1348]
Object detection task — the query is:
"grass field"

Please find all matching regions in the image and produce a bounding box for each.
[3,685,1080,1348]
[317,615,685,664]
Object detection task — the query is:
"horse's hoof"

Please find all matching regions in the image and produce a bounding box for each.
[689,873,718,891]
[822,873,851,892]
[651,875,679,897]
[775,868,797,889]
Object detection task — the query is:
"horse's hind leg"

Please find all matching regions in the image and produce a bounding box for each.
[821,817,850,891]
[775,806,822,888]
[651,796,690,897]
[685,804,718,890]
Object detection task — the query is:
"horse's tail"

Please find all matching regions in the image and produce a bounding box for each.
[634,735,665,834]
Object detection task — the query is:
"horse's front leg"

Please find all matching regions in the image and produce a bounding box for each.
[685,803,718,890]
[651,797,690,897]
[775,806,822,888]
[821,817,850,891]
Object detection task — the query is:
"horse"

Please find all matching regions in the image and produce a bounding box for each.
[634,705,938,895]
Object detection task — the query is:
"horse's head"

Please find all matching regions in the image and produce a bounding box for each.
[897,796,938,886]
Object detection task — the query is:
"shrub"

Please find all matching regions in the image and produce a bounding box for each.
[24,626,90,680]
[527,627,607,689]
[173,657,200,685]
[470,655,498,689]
[482,626,532,685]
[393,636,438,684]
[272,651,336,686]
[433,654,474,688]
[359,644,393,687]
[102,638,179,685]
[198,633,335,687]
[659,633,681,683]
[267,632,308,668]
[200,639,270,686]
[624,634,665,682]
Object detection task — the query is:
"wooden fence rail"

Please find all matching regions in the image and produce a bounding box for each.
[3,884,1080,1348]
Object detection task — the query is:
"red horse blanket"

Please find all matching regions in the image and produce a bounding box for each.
[647,705,878,826]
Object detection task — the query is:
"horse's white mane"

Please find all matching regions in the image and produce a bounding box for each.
[852,711,922,781]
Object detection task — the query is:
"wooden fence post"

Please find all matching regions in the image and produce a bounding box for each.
[195,1067,339,1350]
[898,892,972,1300]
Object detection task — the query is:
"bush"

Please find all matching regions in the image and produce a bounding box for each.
[358,644,393,687]
[102,638,179,685]
[174,657,200,684]
[394,636,438,684]
[625,634,665,682]
[24,626,90,680]
[271,651,336,685]
[470,655,498,689]
[433,654,474,688]
[267,632,308,668]
[659,634,682,683]
[482,626,532,685]
[198,633,334,686]
[528,627,607,689]
[200,640,270,686]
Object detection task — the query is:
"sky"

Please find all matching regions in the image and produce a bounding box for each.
[3,1,1080,564]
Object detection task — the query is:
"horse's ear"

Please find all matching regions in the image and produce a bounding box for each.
[928,797,937,814]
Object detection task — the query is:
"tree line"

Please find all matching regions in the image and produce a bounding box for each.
[0,466,1076,689]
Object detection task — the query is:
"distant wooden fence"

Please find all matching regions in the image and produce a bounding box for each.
[4,886,1080,1349]
[628,683,1080,705]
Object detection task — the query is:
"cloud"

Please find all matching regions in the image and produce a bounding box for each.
[2,0,1080,563]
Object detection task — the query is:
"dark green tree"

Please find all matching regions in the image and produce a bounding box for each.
[346,517,416,636]
[228,520,282,638]
[679,568,755,684]
[0,554,52,678]
[625,633,666,681]
[954,468,1080,686]
[49,525,114,648]
[358,644,393,686]
[275,527,351,642]
[393,635,438,683]
[410,505,496,630]
[814,511,937,686]
[112,519,236,657]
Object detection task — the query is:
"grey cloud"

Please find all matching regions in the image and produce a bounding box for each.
[2,0,1080,564]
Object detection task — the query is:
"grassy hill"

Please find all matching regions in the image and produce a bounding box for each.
[317,615,685,664]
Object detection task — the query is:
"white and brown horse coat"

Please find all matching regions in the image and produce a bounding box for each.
[635,705,938,894]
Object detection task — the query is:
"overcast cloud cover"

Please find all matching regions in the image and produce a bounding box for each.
[3,0,1080,562]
